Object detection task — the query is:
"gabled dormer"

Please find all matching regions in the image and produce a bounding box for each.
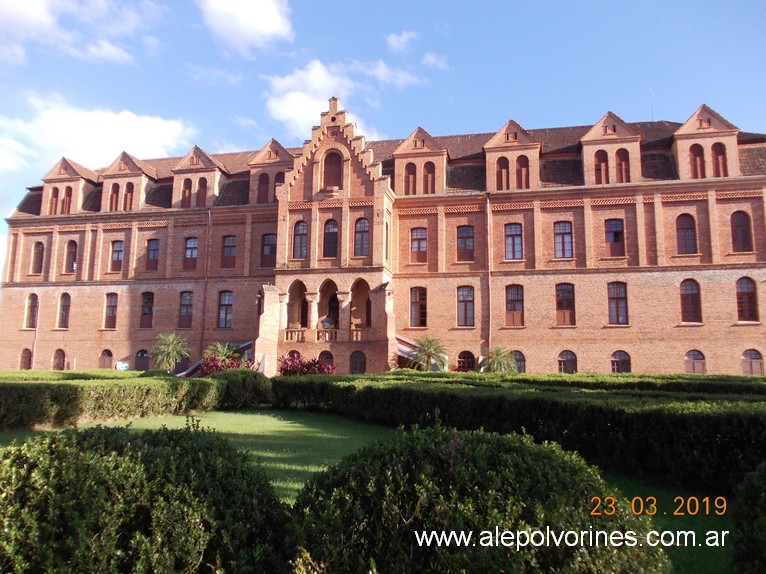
[483,119,541,191]
[392,127,447,195]
[41,157,98,216]
[248,138,293,204]
[284,97,380,202]
[580,112,642,186]
[171,146,228,208]
[100,152,158,212]
[672,104,740,180]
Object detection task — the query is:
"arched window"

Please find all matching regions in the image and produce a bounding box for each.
[457,351,475,371]
[123,182,134,211]
[62,187,72,214]
[135,349,150,371]
[423,162,435,194]
[456,225,474,261]
[742,349,764,376]
[611,351,631,373]
[404,162,416,195]
[515,155,530,189]
[354,218,370,257]
[496,157,510,190]
[26,294,38,328]
[712,143,728,178]
[20,348,33,370]
[689,144,706,179]
[293,221,308,259]
[457,286,474,326]
[261,234,277,267]
[181,178,192,207]
[504,223,523,260]
[323,220,339,258]
[505,285,524,326]
[109,183,119,211]
[731,211,753,252]
[178,291,193,328]
[410,227,427,263]
[319,351,334,367]
[221,235,237,268]
[257,173,270,204]
[32,241,44,274]
[558,350,577,374]
[63,240,77,274]
[676,214,698,254]
[49,187,59,215]
[53,349,66,370]
[556,283,575,326]
[323,151,343,189]
[594,150,609,184]
[736,277,759,322]
[615,148,630,184]
[196,177,207,207]
[685,350,706,373]
[410,287,427,327]
[140,292,154,328]
[218,291,233,328]
[680,279,702,323]
[58,293,71,329]
[99,349,113,369]
[607,282,628,325]
[512,351,526,373]
[350,350,367,374]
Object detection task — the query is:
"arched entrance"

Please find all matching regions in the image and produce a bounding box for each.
[99,349,113,369]
[53,349,66,370]
[20,348,32,370]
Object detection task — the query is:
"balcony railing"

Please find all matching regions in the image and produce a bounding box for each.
[285,328,305,342]
[317,328,339,342]
[350,327,369,341]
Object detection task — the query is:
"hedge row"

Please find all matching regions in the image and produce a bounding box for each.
[0,370,271,429]
[271,375,766,491]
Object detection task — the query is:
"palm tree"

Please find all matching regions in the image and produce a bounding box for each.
[478,346,518,373]
[407,337,448,371]
[203,341,240,361]
[150,332,191,373]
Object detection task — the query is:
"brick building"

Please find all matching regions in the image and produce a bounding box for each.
[2,98,766,376]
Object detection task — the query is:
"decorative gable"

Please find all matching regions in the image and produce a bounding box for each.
[171,146,228,208]
[248,138,293,167]
[581,112,642,186]
[484,120,541,191]
[673,105,740,179]
[172,145,228,174]
[393,127,446,157]
[40,158,98,216]
[42,157,98,183]
[392,127,447,195]
[248,139,293,204]
[101,151,158,180]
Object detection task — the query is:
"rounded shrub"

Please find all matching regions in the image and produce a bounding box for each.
[208,368,272,409]
[731,461,766,573]
[0,421,292,573]
[293,426,671,574]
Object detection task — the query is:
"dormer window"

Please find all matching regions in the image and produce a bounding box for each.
[689,144,706,179]
[615,149,630,184]
[712,143,728,178]
[594,150,609,184]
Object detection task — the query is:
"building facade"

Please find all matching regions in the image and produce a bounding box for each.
[2,98,766,376]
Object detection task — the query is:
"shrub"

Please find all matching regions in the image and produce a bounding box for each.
[278,354,336,376]
[208,368,273,408]
[197,355,257,377]
[731,461,766,573]
[0,422,292,573]
[293,426,671,574]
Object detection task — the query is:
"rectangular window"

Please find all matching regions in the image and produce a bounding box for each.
[261,234,277,267]
[504,223,523,260]
[608,282,628,325]
[140,292,154,328]
[104,293,118,329]
[410,288,427,327]
[146,239,159,271]
[184,237,198,270]
[178,291,193,328]
[554,222,573,259]
[605,219,625,257]
[457,226,474,261]
[410,228,427,263]
[58,295,70,329]
[221,235,236,268]
[556,283,576,326]
[505,285,524,326]
[218,291,233,328]
[457,286,475,327]
[110,240,123,272]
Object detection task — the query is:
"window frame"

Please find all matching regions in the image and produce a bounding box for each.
[505,284,524,327]
[504,223,523,260]
[456,225,474,262]
[183,237,198,270]
[323,219,339,258]
[110,240,123,272]
[64,240,77,273]
[410,227,427,263]
[457,285,475,327]
[736,277,759,322]
[410,287,427,327]
[354,218,370,257]
[221,235,237,269]
[555,283,576,326]
[218,291,233,329]
[146,238,160,271]
[293,221,308,259]
[676,214,698,255]
[731,211,753,253]
[553,221,573,259]
[140,292,154,329]
[58,293,71,329]
[607,282,629,325]
[261,234,277,267]
[680,279,702,323]
[104,293,118,329]
[179,291,193,329]
[605,218,625,257]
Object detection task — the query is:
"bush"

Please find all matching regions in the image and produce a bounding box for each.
[293,426,671,574]
[278,354,336,376]
[198,355,258,377]
[0,421,292,573]
[208,368,272,409]
[732,461,766,573]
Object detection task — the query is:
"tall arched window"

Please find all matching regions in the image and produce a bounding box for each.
[556,283,575,326]
[58,293,71,328]
[323,220,339,258]
[350,350,367,374]
[123,182,134,211]
[293,221,308,259]
[615,148,630,183]
[181,178,192,207]
[49,187,59,215]
[594,150,609,184]
[323,151,343,189]
[676,214,698,254]
[196,177,207,207]
[109,183,120,211]
[423,162,435,194]
[404,162,416,195]
[53,349,66,370]
[257,173,270,203]
[689,144,706,179]
[680,279,702,323]
[736,277,759,322]
[20,348,33,370]
[742,349,764,375]
[731,211,753,252]
[496,157,510,190]
[354,218,370,257]
[32,242,45,274]
[62,187,72,214]
[505,285,524,326]
[512,351,526,373]
[558,350,577,373]
[274,171,285,199]
[611,351,631,373]
[712,143,728,178]
[515,155,530,189]
[26,294,38,328]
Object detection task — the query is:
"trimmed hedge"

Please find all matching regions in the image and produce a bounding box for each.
[0,421,292,573]
[294,426,671,573]
[272,374,766,491]
[732,461,766,574]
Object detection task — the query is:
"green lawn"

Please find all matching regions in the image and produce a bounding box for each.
[0,409,733,572]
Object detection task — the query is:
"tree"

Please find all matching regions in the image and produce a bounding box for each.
[150,332,190,373]
[203,341,240,361]
[478,346,518,373]
[407,337,448,371]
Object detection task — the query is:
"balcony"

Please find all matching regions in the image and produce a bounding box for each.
[317,328,339,342]
[285,328,305,342]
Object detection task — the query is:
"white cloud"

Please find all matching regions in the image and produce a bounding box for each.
[65,38,134,63]
[197,0,293,56]
[387,30,418,53]
[362,60,422,88]
[422,52,449,71]
[0,93,197,172]
[233,116,259,129]
[187,64,243,86]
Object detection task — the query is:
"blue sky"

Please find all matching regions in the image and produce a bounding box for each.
[1,0,765,266]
